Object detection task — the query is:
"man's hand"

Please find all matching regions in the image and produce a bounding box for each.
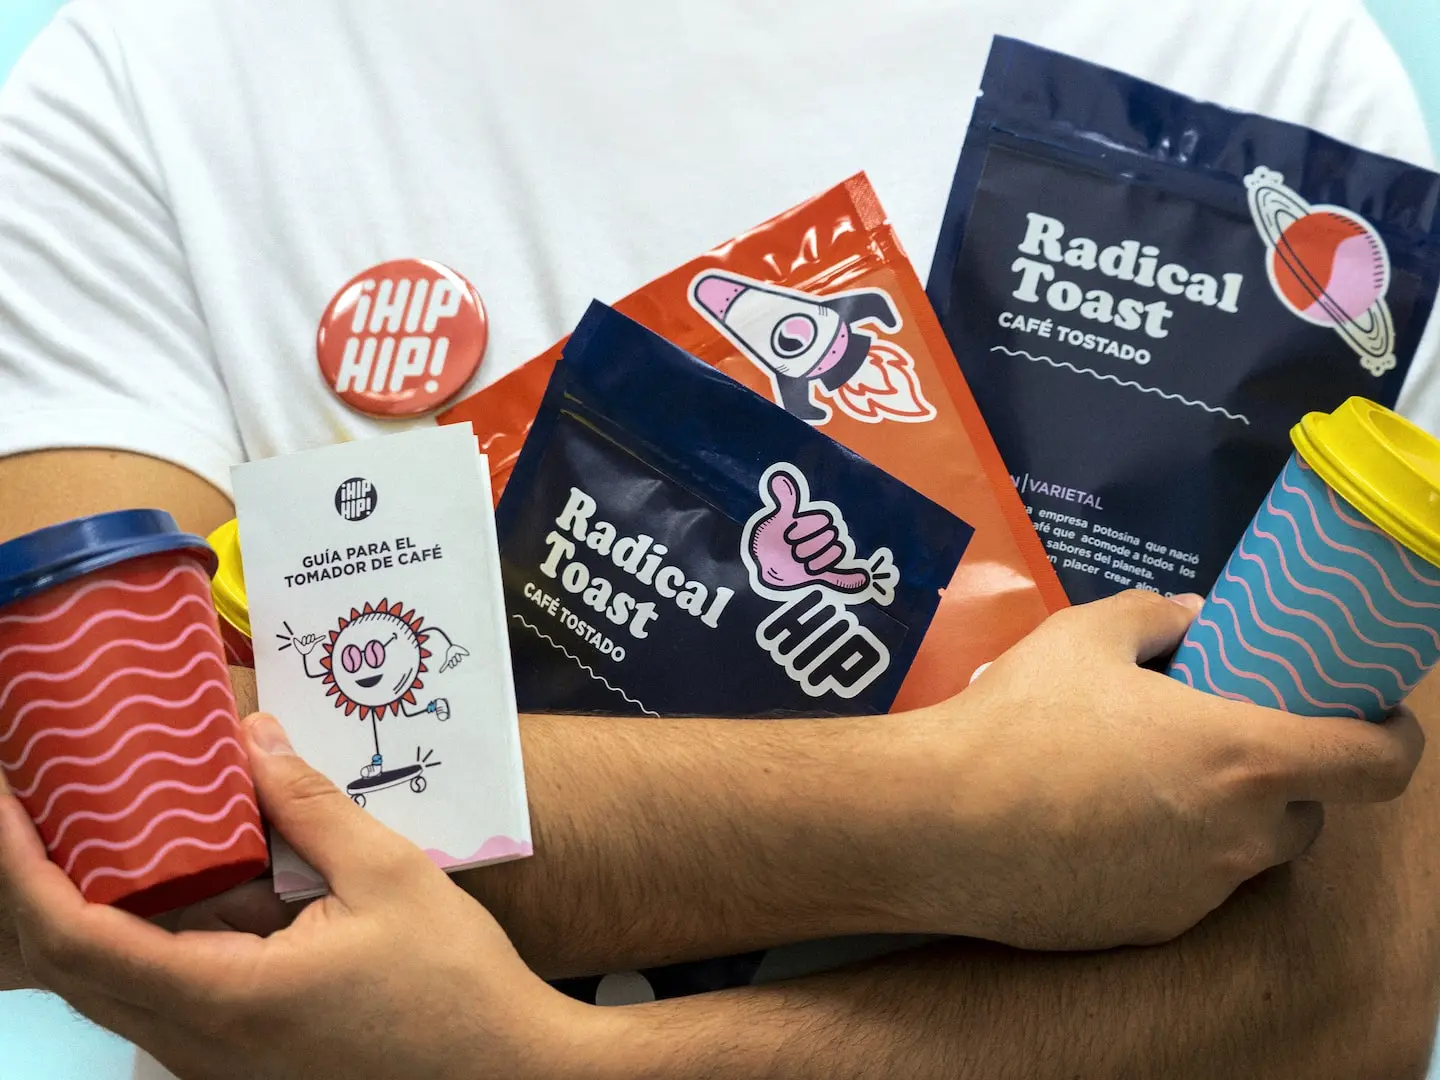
[892,590,1425,950]
[0,714,616,1080]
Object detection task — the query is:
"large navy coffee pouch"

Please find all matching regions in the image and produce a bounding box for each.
[927,37,1440,605]
[494,301,973,717]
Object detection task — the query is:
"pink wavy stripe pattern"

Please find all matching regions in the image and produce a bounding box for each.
[20,728,241,812]
[47,765,254,853]
[62,792,257,875]
[12,702,236,798]
[1190,639,1254,703]
[1267,491,1440,651]
[7,691,236,788]
[1281,469,1440,616]
[1195,615,1286,708]
[0,592,217,669]
[27,738,247,824]
[0,563,209,629]
[1222,565,1395,705]
[1172,662,1195,687]
[1209,596,1366,718]
[11,711,236,806]
[1321,485,1440,588]
[1250,520,1427,670]
[1236,536,1419,686]
[0,621,227,714]
[1397,545,1440,589]
[1,654,231,757]
[77,820,265,895]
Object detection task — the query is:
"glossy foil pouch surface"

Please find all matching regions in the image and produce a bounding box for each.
[443,174,1065,710]
[494,302,973,718]
[927,37,1440,605]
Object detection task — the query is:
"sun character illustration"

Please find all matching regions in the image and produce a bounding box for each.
[279,599,468,803]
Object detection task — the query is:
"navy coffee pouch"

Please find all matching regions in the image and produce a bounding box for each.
[928,37,1440,605]
[494,301,973,717]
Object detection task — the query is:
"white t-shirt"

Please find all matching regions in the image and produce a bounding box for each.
[0,2,1435,1076]
[0,0,1436,500]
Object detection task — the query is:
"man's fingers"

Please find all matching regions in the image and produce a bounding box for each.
[0,793,241,1011]
[1261,705,1425,804]
[1266,801,1325,868]
[1058,590,1204,662]
[175,878,298,936]
[241,713,426,898]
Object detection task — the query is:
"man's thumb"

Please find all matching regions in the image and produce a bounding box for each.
[1072,589,1205,663]
[241,713,413,896]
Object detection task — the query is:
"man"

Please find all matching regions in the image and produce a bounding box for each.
[0,0,1437,1077]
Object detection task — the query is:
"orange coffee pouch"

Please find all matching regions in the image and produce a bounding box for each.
[440,173,1066,710]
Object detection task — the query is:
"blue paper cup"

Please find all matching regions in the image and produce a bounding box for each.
[1168,451,1440,721]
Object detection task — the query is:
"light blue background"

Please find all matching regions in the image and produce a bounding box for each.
[0,2,1438,1077]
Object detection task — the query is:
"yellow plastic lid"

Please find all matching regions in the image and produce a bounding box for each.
[1291,396,1440,571]
[206,518,251,638]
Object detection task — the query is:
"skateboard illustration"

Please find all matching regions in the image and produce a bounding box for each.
[279,599,468,805]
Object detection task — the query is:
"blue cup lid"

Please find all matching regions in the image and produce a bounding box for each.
[0,509,217,611]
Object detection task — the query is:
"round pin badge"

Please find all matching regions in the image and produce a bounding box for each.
[316,259,488,418]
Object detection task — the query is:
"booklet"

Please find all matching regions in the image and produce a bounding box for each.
[232,426,530,900]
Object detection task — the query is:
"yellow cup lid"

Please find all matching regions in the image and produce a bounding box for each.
[1291,396,1440,570]
[206,518,251,638]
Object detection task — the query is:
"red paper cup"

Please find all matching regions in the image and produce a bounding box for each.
[0,512,268,916]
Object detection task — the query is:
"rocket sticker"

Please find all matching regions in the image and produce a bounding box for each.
[689,272,936,425]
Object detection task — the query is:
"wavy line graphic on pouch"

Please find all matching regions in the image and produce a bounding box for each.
[989,345,1251,424]
[511,613,659,717]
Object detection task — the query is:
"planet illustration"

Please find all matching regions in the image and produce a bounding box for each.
[1246,166,1396,376]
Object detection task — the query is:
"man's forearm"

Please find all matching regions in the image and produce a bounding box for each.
[608,688,1440,1080]
[230,668,929,980]
[1,665,935,989]
[612,898,1428,1080]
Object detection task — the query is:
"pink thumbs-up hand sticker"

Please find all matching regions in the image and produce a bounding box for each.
[742,463,898,607]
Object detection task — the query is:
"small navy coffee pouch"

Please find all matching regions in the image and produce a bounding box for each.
[495,301,973,717]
